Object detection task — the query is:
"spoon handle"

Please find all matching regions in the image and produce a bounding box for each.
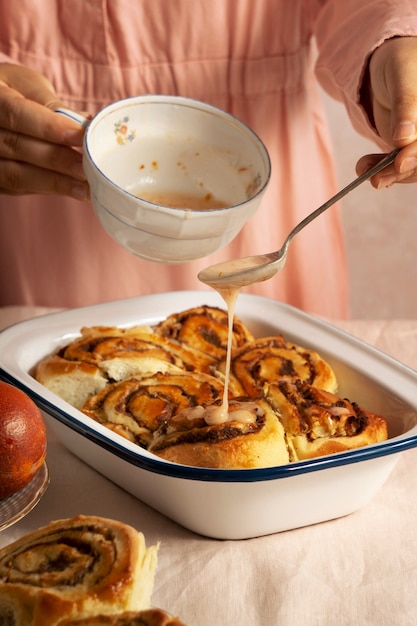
[287,148,400,242]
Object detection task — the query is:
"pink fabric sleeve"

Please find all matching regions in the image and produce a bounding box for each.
[314,0,417,148]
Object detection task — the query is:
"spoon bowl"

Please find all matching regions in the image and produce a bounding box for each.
[198,149,399,289]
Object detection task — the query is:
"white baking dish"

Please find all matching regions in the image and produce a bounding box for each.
[1,292,416,540]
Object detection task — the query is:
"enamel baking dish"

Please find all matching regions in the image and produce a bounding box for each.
[1,292,417,540]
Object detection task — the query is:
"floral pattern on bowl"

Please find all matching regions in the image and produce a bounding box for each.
[114,117,136,145]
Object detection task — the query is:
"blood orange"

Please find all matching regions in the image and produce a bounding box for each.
[0,381,47,499]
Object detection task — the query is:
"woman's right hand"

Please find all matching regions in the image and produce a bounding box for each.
[0,63,90,200]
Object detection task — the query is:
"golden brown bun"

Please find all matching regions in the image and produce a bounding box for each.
[58,609,186,626]
[149,397,290,469]
[155,305,254,362]
[221,336,338,398]
[0,515,158,626]
[82,372,226,448]
[265,380,388,461]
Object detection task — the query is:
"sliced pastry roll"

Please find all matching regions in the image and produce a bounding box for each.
[149,397,290,469]
[82,372,226,447]
[265,379,388,461]
[0,515,158,626]
[222,336,338,398]
[57,609,186,625]
[155,305,254,362]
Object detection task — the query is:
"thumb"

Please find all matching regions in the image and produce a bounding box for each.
[371,37,417,147]
[390,67,417,146]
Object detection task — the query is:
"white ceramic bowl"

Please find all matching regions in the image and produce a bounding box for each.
[1,292,417,540]
[61,96,271,263]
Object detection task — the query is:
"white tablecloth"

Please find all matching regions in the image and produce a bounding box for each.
[1,307,417,626]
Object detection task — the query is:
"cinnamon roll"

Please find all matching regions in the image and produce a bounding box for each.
[149,397,290,469]
[155,305,254,362]
[82,372,226,448]
[58,609,186,625]
[60,326,216,376]
[35,326,217,409]
[223,336,338,398]
[0,515,158,626]
[265,380,388,461]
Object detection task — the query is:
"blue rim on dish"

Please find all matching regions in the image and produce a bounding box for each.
[1,369,417,484]
[1,292,417,486]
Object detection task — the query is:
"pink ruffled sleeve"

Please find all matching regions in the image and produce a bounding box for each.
[314,0,417,147]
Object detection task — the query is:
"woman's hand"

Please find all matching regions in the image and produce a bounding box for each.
[0,63,89,199]
[357,37,417,188]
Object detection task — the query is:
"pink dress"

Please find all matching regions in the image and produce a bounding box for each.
[1,0,416,317]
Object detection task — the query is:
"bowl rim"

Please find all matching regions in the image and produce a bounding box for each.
[83,94,272,216]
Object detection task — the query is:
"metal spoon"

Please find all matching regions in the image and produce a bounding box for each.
[198,148,400,289]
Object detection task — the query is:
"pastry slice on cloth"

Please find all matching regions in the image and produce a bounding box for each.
[265,380,388,461]
[222,336,338,398]
[154,305,254,362]
[82,371,226,448]
[0,515,158,626]
[57,609,186,625]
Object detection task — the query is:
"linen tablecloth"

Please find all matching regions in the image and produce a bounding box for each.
[1,306,417,626]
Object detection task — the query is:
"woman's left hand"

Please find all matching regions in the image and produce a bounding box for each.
[356,36,417,188]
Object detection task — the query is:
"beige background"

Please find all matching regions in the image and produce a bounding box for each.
[322,92,417,319]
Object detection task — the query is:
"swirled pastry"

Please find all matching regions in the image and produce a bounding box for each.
[35,326,217,409]
[58,609,186,626]
[155,305,254,362]
[82,372,226,447]
[0,515,158,626]
[222,336,338,398]
[265,380,388,461]
[149,397,290,469]
[60,326,216,376]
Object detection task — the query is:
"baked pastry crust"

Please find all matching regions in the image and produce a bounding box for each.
[149,397,290,469]
[82,372,226,448]
[57,609,186,625]
[222,336,338,398]
[35,326,217,409]
[155,305,254,362]
[265,380,388,461]
[0,515,158,626]
[60,326,216,375]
